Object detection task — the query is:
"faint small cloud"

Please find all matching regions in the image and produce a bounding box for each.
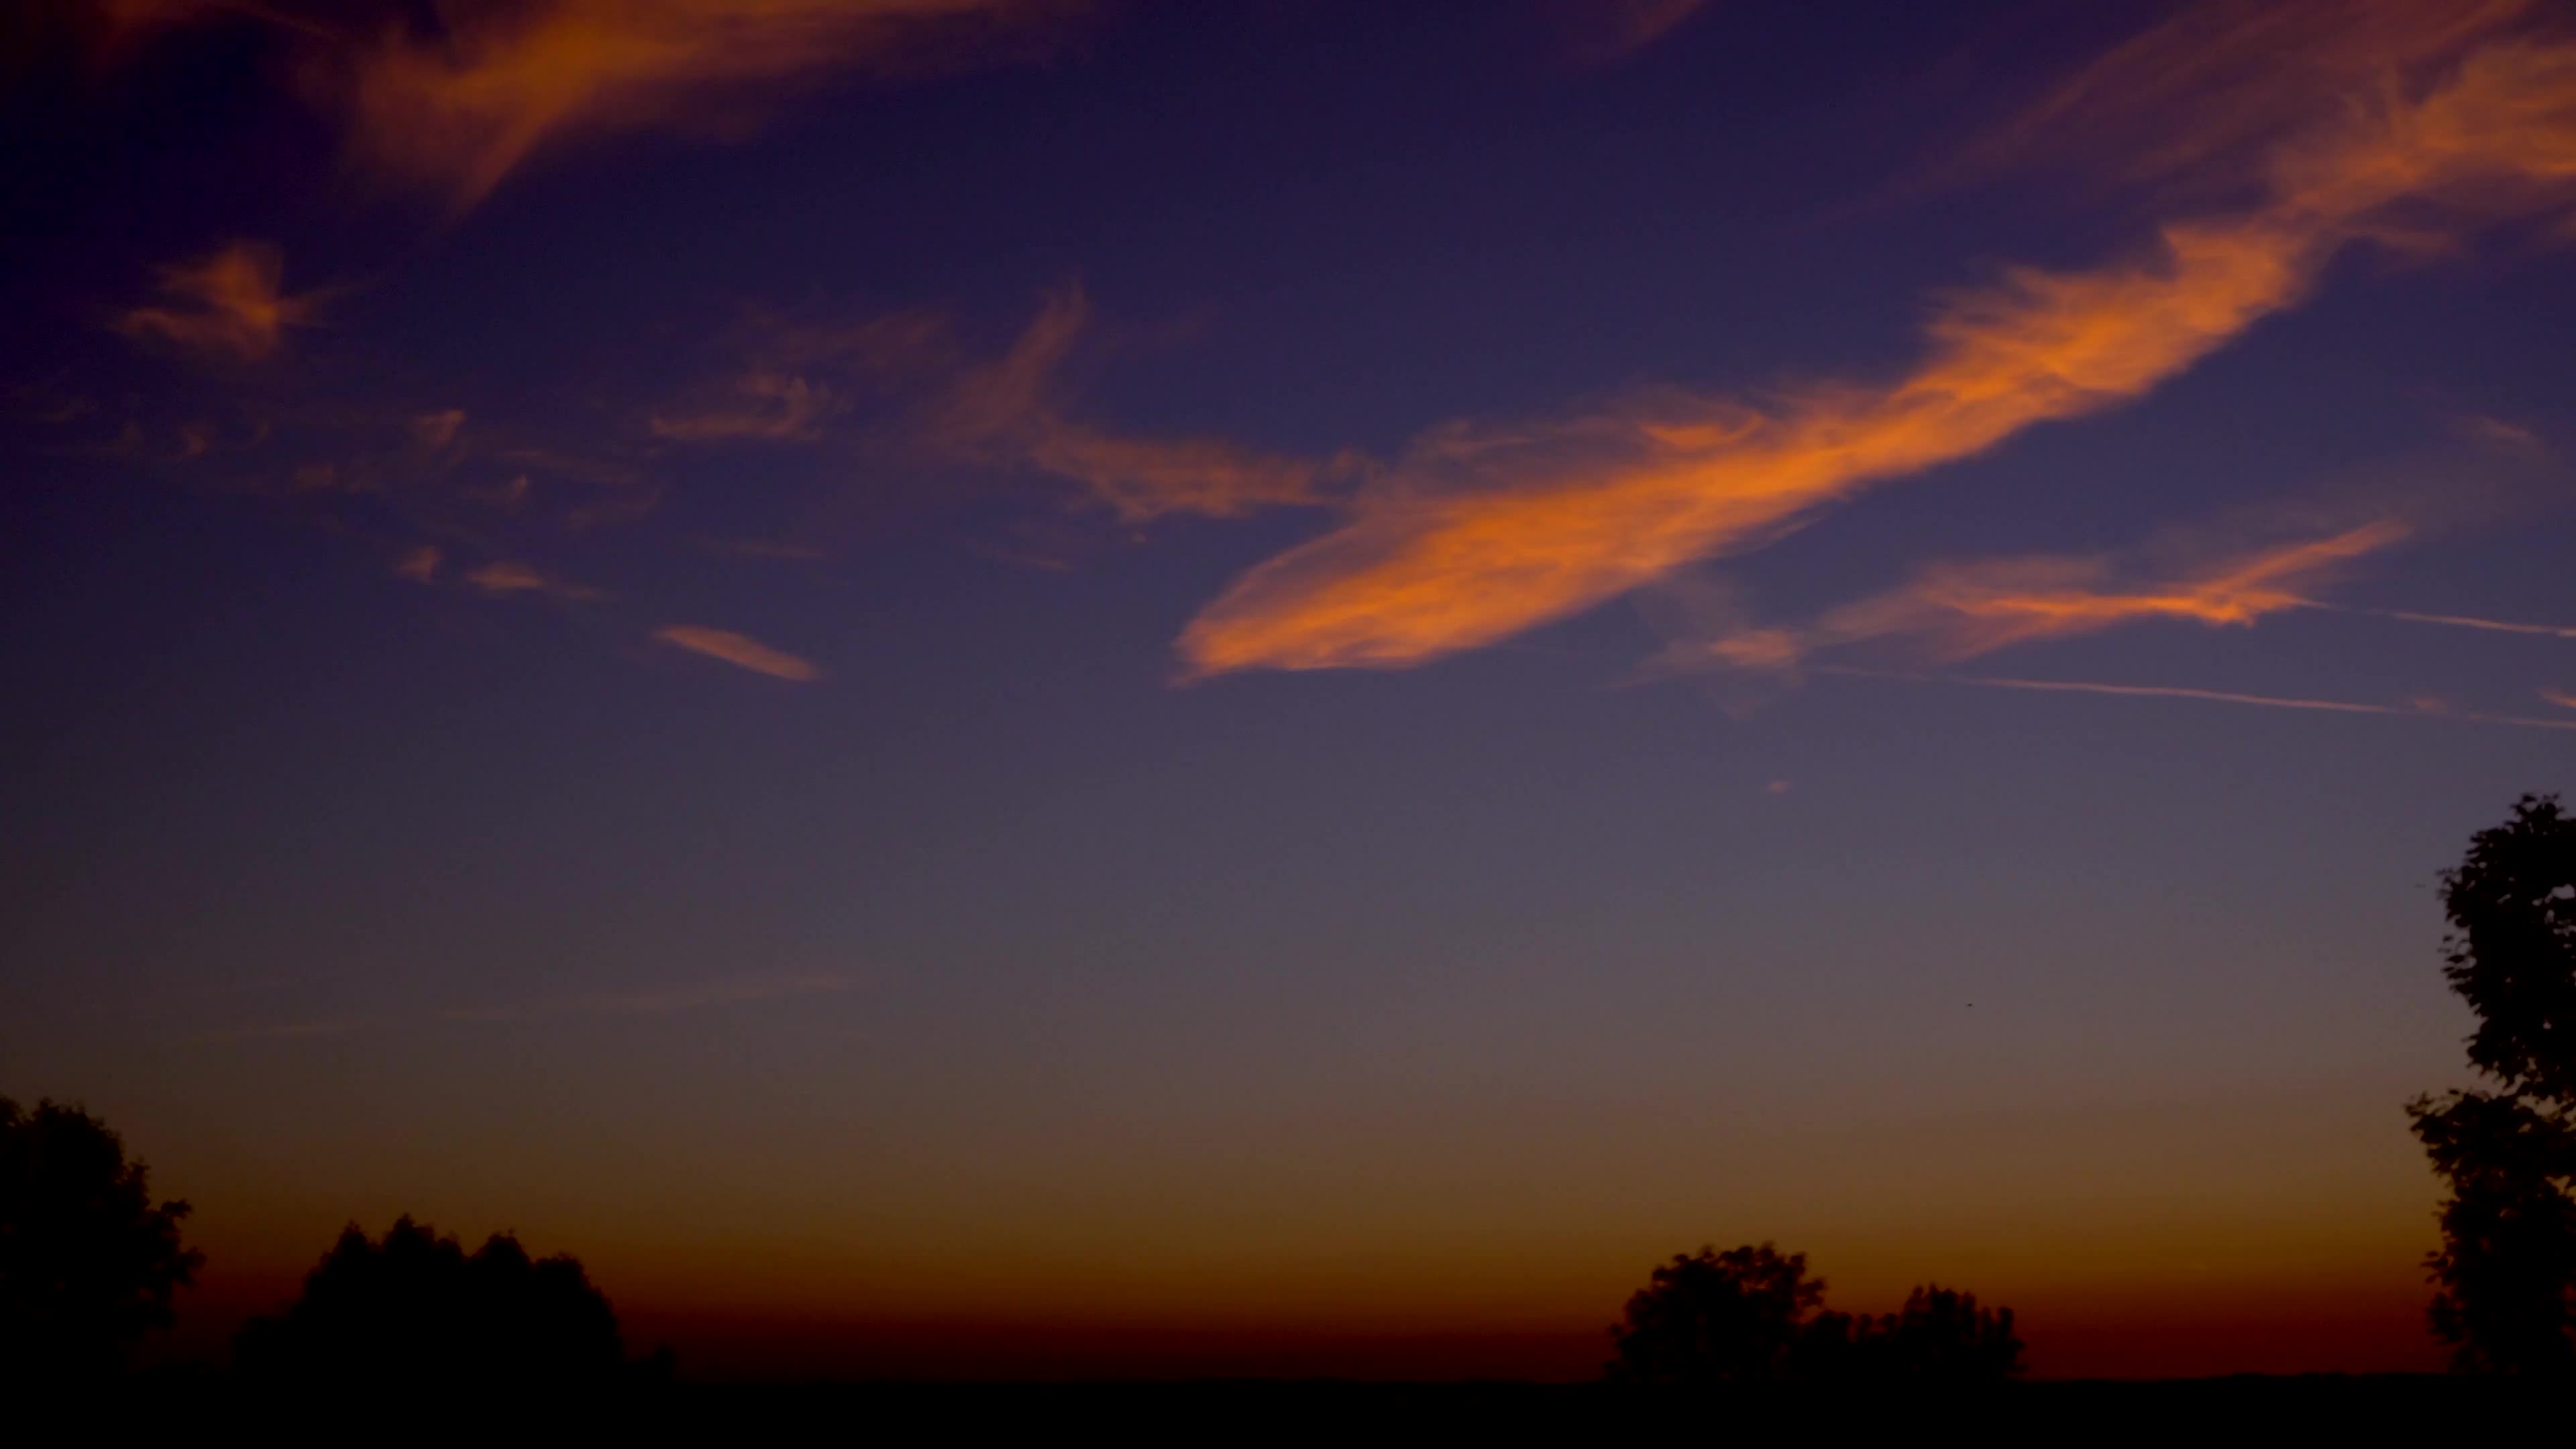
[2545,688,2576,711]
[2453,413,2546,458]
[1766,779,1793,796]
[201,1019,367,1042]
[447,971,853,1022]
[113,239,324,361]
[413,409,468,450]
[653,624,823,681]
[651,372,833,443]
[1566,0,1709,63]
[698,537,829,562]
[394,545,441,583]
[464,559,604,600]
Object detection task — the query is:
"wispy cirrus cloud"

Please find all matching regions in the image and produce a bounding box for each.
[113,240,324,360]
[1177,7,2576,677]
[1823,665,2576,734]
[340,0,1087,211]
[446,972,855,1022]
[937,285,1346,521]
[464,559,604,600]
[1682,522,2410,672]
[650,372,835,442]
[653,624,823,681]
[1565,0,1709,64]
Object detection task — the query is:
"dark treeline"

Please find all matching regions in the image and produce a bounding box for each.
[5,795,2573,1399]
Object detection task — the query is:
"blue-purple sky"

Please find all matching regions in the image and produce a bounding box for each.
[5,0,2575,1378]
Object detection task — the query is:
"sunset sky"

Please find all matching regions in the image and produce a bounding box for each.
[6,0,2576,1380]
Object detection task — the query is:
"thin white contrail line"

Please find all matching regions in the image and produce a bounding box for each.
[2324,604,2576,641]
[1813,665,2576,732]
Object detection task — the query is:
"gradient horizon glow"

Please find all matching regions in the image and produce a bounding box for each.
[5,0,2575,1381]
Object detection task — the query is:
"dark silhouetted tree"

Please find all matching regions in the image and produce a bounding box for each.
[1609,1244,2023,1386]
[1606,1243,1832,1384]
[235,1217,629,1393]
[2408,794,2576,1375]
[0,1096,203,1384]
[1846,1285,2025,1381]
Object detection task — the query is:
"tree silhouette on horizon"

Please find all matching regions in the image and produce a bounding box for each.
[235,1216,638,1393]
[2408,794,2576,1375]
[0,1095,202,1386]
[1605,1242,2021,1385]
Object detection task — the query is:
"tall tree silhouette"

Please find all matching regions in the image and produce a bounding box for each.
[235,1217,630,1393]
[0,1096,202,1383]
[2408,794,2576,1375]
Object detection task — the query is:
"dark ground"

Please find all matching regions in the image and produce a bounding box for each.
[104,1373,2546,1438]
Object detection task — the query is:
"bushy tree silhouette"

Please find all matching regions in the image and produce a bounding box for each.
[2408,794,2576,1375]
[0,1095,202,1384]
[1842,1285,2025,1381]
[236,1217,630,1393]
[1607,1244,2021,1385]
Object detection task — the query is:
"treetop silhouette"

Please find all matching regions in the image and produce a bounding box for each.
[1606,1242,2021,1385]
[0,1095,201,1385]
[235,1216,632,1392]
[2408,794,2576,1376]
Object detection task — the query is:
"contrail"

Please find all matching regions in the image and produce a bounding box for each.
[2329,606,2576,641]
[1813,665,2576,732]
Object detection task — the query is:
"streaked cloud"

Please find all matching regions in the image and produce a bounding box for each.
[393,545,441,583]
[1566,0,1709,63]
[464,559,603,600]
[1177,11,2576,676]
[412,408,467,450]
[113,240,322,360]
[2546,688,2576,710]
[447,971,853,1021]
[938,285,1343,521]
[2351,607,2576,641]
[653,624,823,681]
[341,0,1085,210]
[1823,665,2576,733]
[1684,523,2410,672]
[651,372,833,442]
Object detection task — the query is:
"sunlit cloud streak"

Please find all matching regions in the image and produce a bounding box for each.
[1819,664,2576,733]
[113,241,323,360]
[445,972,853,1021]
[1178,11,2576,676]
[650,372,833,441]
[2546,688,2576,710]
[464,559,603,600]
[938,286,1343,521]
[393,545,441,583]
[1566,0,1709,63]
[2344,606,2576,641]
[1688,523,2410,671]
[341,0,1084,210]
[653,624,823,681]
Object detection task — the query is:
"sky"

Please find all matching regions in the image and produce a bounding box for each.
[3,0,2575,1381]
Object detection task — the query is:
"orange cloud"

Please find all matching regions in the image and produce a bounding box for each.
[940,286,1341,521]
[1568,0,1709,63]
[113,241,322,360]
[651,372,833,442]
[1696,523,2409,670]
[1177,14,2576,676]
[393,545,441,583]
[464,559,602,600]
[343,0,1081,210]
[2544,689,2576,710]
[653,625,822,680]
